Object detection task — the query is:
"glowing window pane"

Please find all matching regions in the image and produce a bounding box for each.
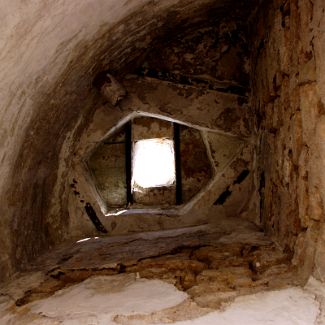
[132,139,175,189]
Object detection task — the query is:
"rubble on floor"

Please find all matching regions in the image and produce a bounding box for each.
[0,217,322,324]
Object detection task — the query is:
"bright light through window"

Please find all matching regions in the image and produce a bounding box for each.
[132,138,175,189]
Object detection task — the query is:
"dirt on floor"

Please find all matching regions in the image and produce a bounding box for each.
[4,218,298,314]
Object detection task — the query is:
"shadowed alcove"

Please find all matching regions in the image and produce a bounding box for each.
[0,0,324,323]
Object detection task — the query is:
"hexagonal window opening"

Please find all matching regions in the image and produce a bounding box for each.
[86,115,213,215]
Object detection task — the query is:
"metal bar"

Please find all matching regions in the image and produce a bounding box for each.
[84,203,107,233]
[125,121,133,205]
[174,123,182,205]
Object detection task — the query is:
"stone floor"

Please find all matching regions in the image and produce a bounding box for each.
[0,217,324,324]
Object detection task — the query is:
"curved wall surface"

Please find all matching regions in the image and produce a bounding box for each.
[1,0,324,286]
[0,0,252,280]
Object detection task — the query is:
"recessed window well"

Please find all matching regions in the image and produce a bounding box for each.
[132,138,175,190]
[87,115,213,214]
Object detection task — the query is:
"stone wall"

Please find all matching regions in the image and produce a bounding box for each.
[0,0,323,289]
[251,0,325,282]
[0,0,256,282]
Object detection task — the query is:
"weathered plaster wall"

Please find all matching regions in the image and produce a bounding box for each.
[251,0,325,281]
[68,76,255,239]
[0,0,259,282]
[88,127,127,208]
[138,16,251,94]
[0,0,160,281]
[180,126,213,203]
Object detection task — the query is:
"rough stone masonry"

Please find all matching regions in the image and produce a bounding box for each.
[0,0,324,323]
